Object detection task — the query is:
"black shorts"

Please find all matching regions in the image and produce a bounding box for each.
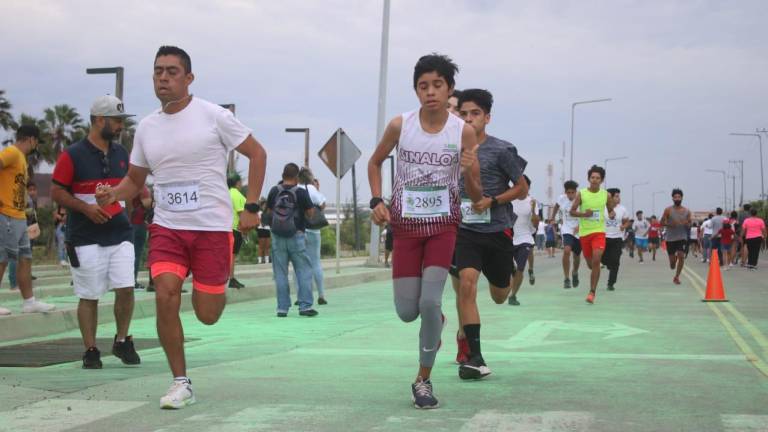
[385,230,393,251]
[667,240,687,256]
[450,228,515,288]
[257,228,271,239]
[562,234,582,255]
[513,243,533,272]
[649,237,660,246]
[233,230,244,254]
[545,239,556,248]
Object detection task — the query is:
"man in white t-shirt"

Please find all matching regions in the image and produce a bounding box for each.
[96,46,267,410]
[297,168,328,305]
[633,211,650,263]
[701,215,714,263]
[602,188,629,290]
[509,177,539,306]
[549,180,581,289]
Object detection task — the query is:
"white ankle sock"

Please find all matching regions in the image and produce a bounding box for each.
[23,297,36,305]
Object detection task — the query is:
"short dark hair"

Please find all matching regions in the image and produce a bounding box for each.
[16,124,41,142]
[282,163,300,179]
[750,208,758,216]
[672,188,683,197]
[587,165,605,180]
[413,53,458,90]
[451,89,463,100]
[458,89,493,114]
[744,203,752,211]
[716,207,723,215]
[636,210,643,216]
[522,174,531,187]
[156,45,192,73]
[564,180,578,191]
[26,182,36,188]
[607,188,620,196]
[298,167,315,185]
[227,173,241,188]
[730,210,738,219]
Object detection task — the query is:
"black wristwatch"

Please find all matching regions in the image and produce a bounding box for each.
[490,196,499,207]
[244,203,260,214]
[370,197,384,210]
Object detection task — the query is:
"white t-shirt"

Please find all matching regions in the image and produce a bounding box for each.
[605,204,628,239]
[131,97,252,231]
[298,183,327,233]
[512,196,535,245]
[556,194,579,238]
[537,220,546,235]
[690,226,698,239]
[633,219,650,239]
[702,219,713,236]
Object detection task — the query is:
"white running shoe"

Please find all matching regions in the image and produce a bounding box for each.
[21,300,55,313]
[160,380,195,409]
[0,306,11,316]
[59,260,69,267]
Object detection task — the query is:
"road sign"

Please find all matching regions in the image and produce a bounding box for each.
[318,128,361,179]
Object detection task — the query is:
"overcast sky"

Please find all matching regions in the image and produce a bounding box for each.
[2,0,767,214]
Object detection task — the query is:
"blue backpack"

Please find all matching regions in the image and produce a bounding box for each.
[271,185,299,237]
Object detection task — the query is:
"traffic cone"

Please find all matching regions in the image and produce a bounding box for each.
[702,249,728,302]
[661,240,667,251]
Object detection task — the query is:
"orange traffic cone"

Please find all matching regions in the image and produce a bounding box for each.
[702,249,728,302]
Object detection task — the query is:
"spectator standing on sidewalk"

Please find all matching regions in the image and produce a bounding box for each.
[297,168,328,305]
[228,174,246,289]
[54,204,68,267]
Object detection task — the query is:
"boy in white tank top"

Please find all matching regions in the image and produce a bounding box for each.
[368,54,482,409]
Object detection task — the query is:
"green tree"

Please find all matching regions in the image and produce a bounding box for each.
[0,90,16,132]
[43,104,83,157]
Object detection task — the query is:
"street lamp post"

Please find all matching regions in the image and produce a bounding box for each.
[730,132,764,201]
[652,191,665,216]
[86,67,124,101]
[706,169,727,210]
[603,156,628,188]
[631,181,649,214]
[285,128,310,168]
[729,159,744,207]
[570,98,612,179]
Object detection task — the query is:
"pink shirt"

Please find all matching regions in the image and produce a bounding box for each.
[742,217,766,239]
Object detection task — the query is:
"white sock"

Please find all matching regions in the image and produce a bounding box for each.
[23,297,36,305]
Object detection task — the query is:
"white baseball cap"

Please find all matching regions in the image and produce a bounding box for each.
[90,95,134,118]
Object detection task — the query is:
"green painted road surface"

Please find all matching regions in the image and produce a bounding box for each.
[0,253,767,431]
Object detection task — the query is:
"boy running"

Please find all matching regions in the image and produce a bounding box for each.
[549,181,581,288]
[660,189,691,284]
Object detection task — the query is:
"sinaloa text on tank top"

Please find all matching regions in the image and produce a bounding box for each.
[156,180,201,212]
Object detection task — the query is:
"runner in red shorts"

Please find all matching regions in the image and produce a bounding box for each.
[569,165,614,304]
[96,46,267,409]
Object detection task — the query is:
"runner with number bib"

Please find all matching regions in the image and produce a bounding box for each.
[661,188,692,285]
[549,181,581,289]
[96,46,267,409]
[368,54,483,409]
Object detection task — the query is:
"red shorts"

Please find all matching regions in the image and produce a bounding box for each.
[147,224,233,294]
[580,232,606,260]
[392,230,456,278]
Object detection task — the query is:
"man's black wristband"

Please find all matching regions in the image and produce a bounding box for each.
[370,197,384,210]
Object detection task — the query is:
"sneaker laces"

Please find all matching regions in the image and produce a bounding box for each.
[413,380,433,398]
[167,380,190,397]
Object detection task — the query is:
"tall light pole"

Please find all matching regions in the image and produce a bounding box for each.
[729,159,744,207]
[631,181,649,214]
[368,0,390,266]
[652,190,665,216]
[706,169,727,210]
[730,132,764,201]
[570,98,612,179]
[285,128,310,168]
[604,156,628,188]
[86,67,124,101]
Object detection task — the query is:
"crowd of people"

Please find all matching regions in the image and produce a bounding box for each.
[1,47,766,413]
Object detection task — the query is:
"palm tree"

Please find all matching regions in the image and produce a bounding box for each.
[43,104,83,157]
[0,90,16,132]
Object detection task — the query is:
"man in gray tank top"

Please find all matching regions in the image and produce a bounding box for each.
[661,188,692,285]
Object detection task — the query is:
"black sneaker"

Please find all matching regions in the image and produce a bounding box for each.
[528,270,535,285]
[607,284,615,291]
[228,278,245,289]
[112,335,141,365]
[134,283,146,291]
[459,354,492,380]
[507,295,520,306]
[564,279,572,289]
[572,273,580,287]
[294,300,300,306]
[146,283,155,293]
[411,377,439,409]
[82,347,102,369]
[276,312,288,318]
[299,309,318,317]
[318,297,327,305]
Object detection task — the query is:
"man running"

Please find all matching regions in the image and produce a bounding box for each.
[660,189,692,285]
[549,181,581,288]
[448,89,527,376]
[648,216,662,261]
[508,176,537,306]
[602,188,629,291]
[368,54,482,409]
[96,46,267,409]
[633,211,650,263]
[570,165,614,304]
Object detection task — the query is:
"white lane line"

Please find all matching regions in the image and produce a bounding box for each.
[460,410,594,432]
[0,398,146,432]
[721,414,768,431]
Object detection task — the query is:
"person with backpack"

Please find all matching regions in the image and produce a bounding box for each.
[297,168,328,305]
[266,163,317,317]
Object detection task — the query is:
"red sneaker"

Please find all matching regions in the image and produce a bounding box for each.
[456,332,470,364]
[673,277,681,285]
[585,291,596,304]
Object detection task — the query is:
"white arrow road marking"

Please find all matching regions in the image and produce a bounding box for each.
[487,320,649,349]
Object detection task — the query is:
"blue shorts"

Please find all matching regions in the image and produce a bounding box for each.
[562,234,582,255]
[635,238,649,249]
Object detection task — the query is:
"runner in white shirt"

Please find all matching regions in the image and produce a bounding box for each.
[549,181,582,289]
[633,211,650,263]
[509,179,539,305]
[602,188,629,290]
[526,197,542,285]
[96,46,267,410]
